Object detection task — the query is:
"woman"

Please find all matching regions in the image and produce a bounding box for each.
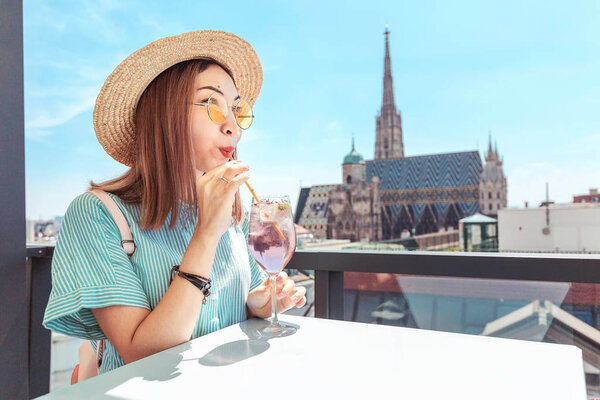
[43,30,307,375]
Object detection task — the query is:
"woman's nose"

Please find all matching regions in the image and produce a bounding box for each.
[221,109,241,140]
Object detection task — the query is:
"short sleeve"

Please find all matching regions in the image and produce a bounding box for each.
[242,211,268,291]
[43,193,150,340]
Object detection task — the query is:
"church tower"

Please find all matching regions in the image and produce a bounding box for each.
[480,134,508,215]
[342,136,366,184]
[374,27,404,160]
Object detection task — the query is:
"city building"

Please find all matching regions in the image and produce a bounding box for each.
[26,217,63,243]
[295,28,508,241]
[479,137,508,215]
[574,188,600,204]
[497,203,600,253]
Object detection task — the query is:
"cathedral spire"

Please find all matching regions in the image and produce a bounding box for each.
[382,26,395,110]
[485,131,496,162]
[375,26,404,160]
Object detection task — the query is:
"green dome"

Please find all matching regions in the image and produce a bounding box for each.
[343,150,364,164]
[343,137,364,164]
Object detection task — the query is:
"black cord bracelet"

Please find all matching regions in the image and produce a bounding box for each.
[170,265,212,304]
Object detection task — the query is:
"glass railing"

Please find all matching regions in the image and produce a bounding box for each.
[26,246,600,397]
[287,249,600,399]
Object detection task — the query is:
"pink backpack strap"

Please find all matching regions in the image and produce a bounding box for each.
[87,189,136,257]
[85,189,136,371]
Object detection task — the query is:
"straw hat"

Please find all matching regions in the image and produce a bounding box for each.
[93,30,263,167]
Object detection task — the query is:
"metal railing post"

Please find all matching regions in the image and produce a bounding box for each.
[329,271,344,320]
[28,247,53,398]
[314,270,330,319]
[311,269,344,320]
[0,0,26,398]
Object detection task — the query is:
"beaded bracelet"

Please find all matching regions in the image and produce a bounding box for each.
[170,265,212,304]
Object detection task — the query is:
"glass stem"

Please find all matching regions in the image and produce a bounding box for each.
[271,275,279,326]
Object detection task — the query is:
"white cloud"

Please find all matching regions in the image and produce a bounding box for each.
[26,0,129,44]
[25,89,97,130]
[25,129,55,143]
[326,120,341,135]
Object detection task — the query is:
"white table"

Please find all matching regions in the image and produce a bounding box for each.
[38,315,587,400]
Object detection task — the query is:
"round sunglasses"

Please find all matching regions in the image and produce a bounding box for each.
[192,92,254,130]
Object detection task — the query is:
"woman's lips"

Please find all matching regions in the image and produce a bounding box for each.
[219,147,235,158]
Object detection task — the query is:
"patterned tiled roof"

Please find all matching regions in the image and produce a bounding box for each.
[294,188,311,224]
[384,201,480,224]
[296,185,337,238]
[369,151,483,223]
[366,151,482,190]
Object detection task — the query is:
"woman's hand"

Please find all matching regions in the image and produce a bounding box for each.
[193,160,250,239]
[246,271,308,319]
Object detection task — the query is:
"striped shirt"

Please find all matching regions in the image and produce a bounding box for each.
[43,192,267,373]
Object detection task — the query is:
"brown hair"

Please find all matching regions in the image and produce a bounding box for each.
[89,59,244,231]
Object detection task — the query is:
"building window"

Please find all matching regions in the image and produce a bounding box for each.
[489,204,492,210]
[497,192,500,199]
[346,175,352,184]
[488,192,492,199]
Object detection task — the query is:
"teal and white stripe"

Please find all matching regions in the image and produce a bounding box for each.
[43,192,267,373]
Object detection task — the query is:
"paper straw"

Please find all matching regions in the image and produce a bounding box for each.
[228,154,286,242]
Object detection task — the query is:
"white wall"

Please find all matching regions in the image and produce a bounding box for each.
[498,204,600,252]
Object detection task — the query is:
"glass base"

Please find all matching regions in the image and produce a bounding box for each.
[259,320,297,339]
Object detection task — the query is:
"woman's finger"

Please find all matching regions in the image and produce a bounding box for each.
[277,279,295,298]
[277,271,288,285]
[227,172,250,193]
[223,162,249,181]
[209,160,249,180]
[295,296,307,308]
[290,286,306,301]
[278,286,307,312]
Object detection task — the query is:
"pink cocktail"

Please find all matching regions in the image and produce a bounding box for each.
[247,195,297,336]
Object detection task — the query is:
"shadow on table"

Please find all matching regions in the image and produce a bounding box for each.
[59,341,192,399]
[198,318,300,367]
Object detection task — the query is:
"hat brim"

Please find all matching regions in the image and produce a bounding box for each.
[93,30,262,167]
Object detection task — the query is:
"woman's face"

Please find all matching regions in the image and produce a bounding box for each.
[190,64,242,174]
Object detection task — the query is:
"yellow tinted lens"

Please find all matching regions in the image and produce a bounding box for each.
[208,93,227,123]
[235,100,253,129]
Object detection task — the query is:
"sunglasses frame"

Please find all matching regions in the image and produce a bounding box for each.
[192,92,254,130]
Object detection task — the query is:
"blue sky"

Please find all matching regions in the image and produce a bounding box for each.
[24,0,600,220]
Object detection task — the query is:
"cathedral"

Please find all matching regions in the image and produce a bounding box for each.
[295,29,507,241]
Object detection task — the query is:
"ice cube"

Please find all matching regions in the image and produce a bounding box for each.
[258,203,279,223]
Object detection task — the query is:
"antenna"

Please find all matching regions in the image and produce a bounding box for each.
[544,182,550,230]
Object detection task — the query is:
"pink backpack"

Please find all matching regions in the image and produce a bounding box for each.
[71,189,135,384]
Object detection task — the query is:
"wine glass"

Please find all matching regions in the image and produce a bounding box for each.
[247,195,297,337]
